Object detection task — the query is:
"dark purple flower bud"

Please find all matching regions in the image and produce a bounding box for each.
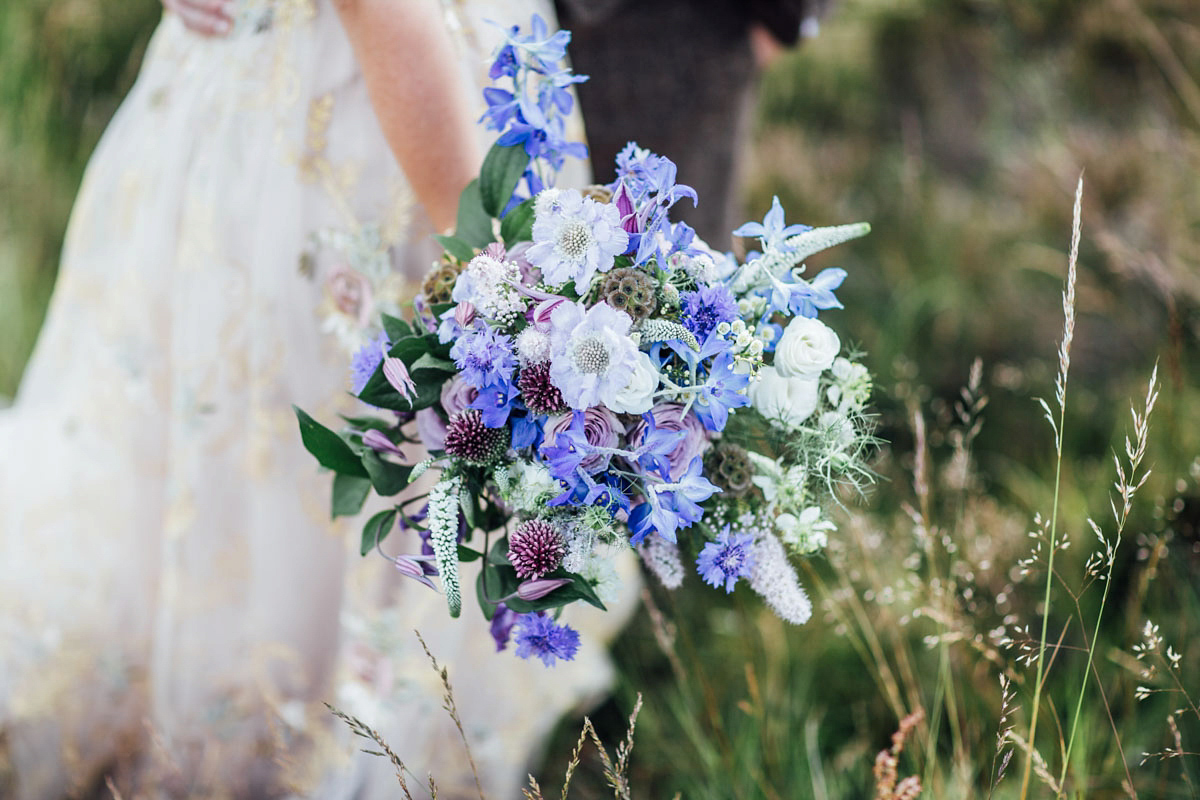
[394,554,438,591]
[490,602,521,652]
[516,577,571,601]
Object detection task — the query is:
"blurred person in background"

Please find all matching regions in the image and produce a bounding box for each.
[0,1,632,797]
[555,0,831,250]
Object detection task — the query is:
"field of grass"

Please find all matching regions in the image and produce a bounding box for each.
[2,0,1197,797]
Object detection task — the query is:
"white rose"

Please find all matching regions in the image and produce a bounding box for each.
[750,365,819,428]
[606,350,660,415]
[774,316,840,378]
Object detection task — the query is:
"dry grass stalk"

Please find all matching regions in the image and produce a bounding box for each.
[416,630,486,800]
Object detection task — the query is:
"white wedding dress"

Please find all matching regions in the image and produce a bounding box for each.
[0,2,636,798]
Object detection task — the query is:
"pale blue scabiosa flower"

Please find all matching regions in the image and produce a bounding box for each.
[527,188,628,290]
[696,527,756,593]
[350,331,389,394]
[547,301,640,410]
[514,612,581,666]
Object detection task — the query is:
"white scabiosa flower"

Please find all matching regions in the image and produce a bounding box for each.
[748,533,812,625]
[637,536,685,589]
[527,188,629,290]
[578,550,622,605]
[547,301,641,410]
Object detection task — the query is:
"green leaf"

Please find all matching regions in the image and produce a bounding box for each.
[338,414,393,432]
[500,197,536,246]
[295,406,368,477]
[361,450,412,496]
[434,234,476,263]
[360,509,397,556]
[458,545,484,562]
[357,336,448,411]
[409,352,456,376]
[455,179,494,249]
[477,566,502,621]
[479,142,530,218]
[381,313,412,342]
[332,473,372,518]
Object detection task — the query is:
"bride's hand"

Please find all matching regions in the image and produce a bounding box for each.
[163,0,233,37]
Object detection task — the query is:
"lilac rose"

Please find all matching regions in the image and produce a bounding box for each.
[440,375,479,417]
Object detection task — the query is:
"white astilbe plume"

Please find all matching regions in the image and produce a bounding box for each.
[428,474,463,618]
[637,537,684,589]
[748,533,812,624]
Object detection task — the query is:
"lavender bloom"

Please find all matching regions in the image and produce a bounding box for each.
[547,301,640,410]
[450,326,517,389]
[680,284,739,342]
[696,528,756,593]
[350,331,389,394]
[514,612,581,666]
[490,603,521,651]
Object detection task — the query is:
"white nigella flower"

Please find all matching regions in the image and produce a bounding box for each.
[547,301,641,410]
[775,507,836,554]
[500,460,557,512]
[747,451,809,513]
[526,188,629,290]
[578,551,622,605]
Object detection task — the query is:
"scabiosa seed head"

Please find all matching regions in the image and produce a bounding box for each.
[421,255,466,305]
[581,184,614,204]
[600,267,658,321]
[508,519,566,579]
[442,409,510,465]
[705,442,755,497]
[517,361,568,415]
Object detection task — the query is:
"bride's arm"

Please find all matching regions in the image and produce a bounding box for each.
[333,0,483,233]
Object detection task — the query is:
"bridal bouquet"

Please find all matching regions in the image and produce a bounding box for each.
[296,16,875,666]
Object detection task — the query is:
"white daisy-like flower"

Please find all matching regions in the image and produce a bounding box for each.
[547,301,641,410]
[526,188,628,290]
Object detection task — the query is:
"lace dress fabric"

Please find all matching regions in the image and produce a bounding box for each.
[0,2,635,797]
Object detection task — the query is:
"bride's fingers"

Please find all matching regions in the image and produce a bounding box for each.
[163,0,233,37]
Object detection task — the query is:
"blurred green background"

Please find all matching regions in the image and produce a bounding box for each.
[2,0,1198,796]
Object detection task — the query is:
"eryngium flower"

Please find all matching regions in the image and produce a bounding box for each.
[599,267,658,321]
[748,533,812,624]
[705,442,755,497]
[507,519,566,579]
[443,409,510,465]
[517,361,568,415]
[514,612,581,666]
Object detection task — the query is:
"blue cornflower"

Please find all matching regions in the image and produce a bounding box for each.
[732,196,811,253]
[514,612,581,666]
[680,284,739,341]
[450,326,516,389]
[350,331,390,394]
[693,352,751,432]
[696,528,756,593]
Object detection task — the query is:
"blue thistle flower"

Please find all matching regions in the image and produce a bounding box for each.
[696,528,756,593]
[514,612,580,666]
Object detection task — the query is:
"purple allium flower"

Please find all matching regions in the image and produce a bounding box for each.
[696,527,756,593]
[547,301,640,410]
[450,326,516,390]
[680,284,739,341]
[517,361,568,415]
[508,519,566,579]
[490,602,521,651]
[443,409,510,465]
[514,612,581,666]
[350,331,389,394]
[526,188,628,290]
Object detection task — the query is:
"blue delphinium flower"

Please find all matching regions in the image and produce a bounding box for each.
[693,352,751,432]
[782,267,847,319]
[696,527,756,593]
[514,612,581,666]
[450,327,516,389]
[680,284,739,341]
[471,378,517,428]
[350,331,390,394]
[732,196,811,253]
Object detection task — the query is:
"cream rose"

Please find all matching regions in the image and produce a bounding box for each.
[607,351,660,415]
[774,316,840,378]
[750,365,819,428]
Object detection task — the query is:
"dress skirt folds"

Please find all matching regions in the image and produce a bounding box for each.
[0,1,634,797]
